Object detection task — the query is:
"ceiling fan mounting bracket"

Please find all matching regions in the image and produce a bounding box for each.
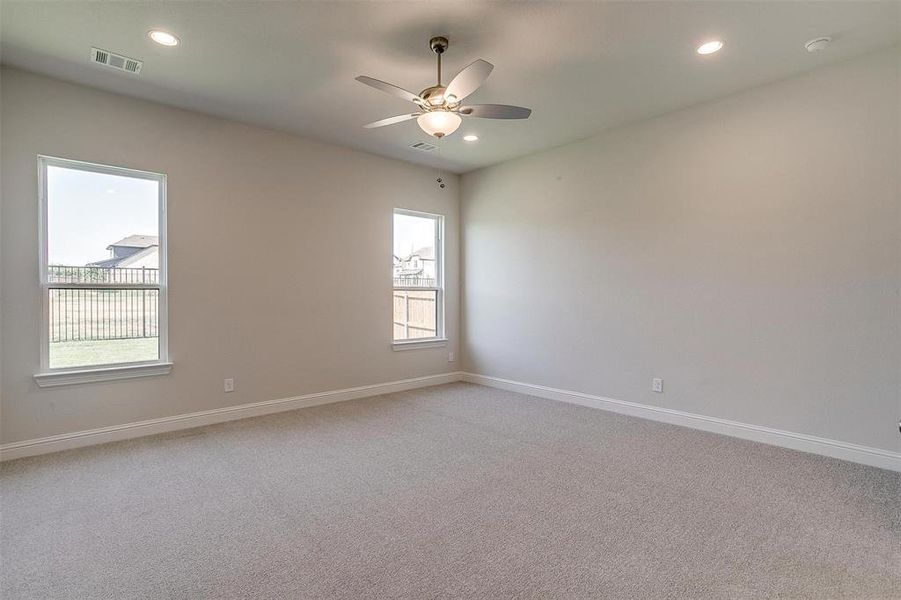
[429,36,449,54]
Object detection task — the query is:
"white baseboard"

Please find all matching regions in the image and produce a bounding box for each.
[462,372,901,473]
[5,370,898,472]
[0,372,464,462]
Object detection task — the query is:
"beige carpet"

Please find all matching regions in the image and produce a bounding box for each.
[1,382,899,599]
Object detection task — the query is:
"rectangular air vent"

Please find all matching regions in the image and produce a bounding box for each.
[91,48,143,75]
[409,141,438,152]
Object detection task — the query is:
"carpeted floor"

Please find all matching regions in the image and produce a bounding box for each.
[1,382,899,599]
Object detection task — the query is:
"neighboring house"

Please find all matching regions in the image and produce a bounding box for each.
[393,246,436,282]
[88,235,159,269]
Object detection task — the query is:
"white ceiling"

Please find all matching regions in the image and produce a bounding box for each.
[1,2,898,173]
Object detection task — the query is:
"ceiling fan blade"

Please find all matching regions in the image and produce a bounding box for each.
[355,76,425,105]
[458,104,532,119]
[363,113,421,129]
[444,59,494,103]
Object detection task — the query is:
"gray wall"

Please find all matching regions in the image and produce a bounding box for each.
[462,48,900,452]
[0,67,460,444]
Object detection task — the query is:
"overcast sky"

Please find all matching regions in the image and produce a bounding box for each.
[393,212,435,258]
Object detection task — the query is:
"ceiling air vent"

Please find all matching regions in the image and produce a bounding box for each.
[91,47,143,75]
[409,141,438,153]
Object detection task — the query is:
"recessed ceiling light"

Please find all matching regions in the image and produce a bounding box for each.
[696,40,724,55]
[463,135,479,142]
[805,37,831,53]
[148,30,179,47]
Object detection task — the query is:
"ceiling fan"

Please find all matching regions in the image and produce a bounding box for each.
[356,36,531,139]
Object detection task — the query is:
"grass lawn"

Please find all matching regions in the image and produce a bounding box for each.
[49,337,159,369]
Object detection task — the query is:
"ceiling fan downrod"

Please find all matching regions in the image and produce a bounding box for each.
[430,36,448,86]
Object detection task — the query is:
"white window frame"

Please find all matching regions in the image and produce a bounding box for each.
[392,208,446,350]
[34,156,171,387]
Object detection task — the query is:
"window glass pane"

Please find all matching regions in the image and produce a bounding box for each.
[48,289,160,368]
[45,163,161,368]
[393,213,436,288]
[393,290,437,340]
[47,166,159,273]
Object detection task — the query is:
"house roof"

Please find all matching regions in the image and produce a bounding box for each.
[403,246,435,261]
[88,245,158,269]
[108,235,158,249]
[87,256,125,268]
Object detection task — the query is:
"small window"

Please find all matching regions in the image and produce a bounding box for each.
[39,157,168,372]
[393,209,443,342]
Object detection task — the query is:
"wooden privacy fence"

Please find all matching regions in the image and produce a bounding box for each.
[393,290,436,339]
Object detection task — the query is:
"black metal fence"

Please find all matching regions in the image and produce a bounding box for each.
[393,275,436,287]
[49,266,159,343]
[48,267,434,344]
[49,265,159,285]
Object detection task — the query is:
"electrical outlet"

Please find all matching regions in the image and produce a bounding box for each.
[224,378,235,393]
[448,352,455,362]
[652,378,663,393]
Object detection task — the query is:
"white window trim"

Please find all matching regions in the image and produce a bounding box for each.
[392,338,448,351]
[34,156,171,385]
[34,362,173,388]
[392,208,445,350]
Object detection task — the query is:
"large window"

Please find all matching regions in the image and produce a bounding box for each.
[393,209,443,343]
[37,156,168,379]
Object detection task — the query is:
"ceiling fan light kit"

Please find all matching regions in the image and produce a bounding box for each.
[356,36,531,139]
[417,111,462,138]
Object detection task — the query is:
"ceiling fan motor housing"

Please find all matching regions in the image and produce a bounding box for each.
[420,85,448,106]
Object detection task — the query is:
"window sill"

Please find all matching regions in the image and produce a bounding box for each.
[34,362,173,388]
[392,339,448,351]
